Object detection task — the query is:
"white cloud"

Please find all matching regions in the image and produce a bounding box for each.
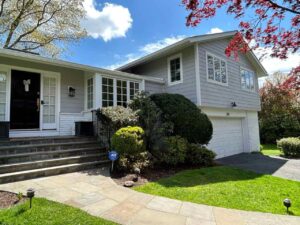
[254,48,300,74]
[140,36,186,54]
[82,0,133,42]
[106,35,186,69]
[207,27,223,34]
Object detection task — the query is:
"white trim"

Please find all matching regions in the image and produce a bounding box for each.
[0,65,11,121]
[0,48,164,84]
[95,73,102,108]
[194,43,201,106]
[206,51,228,87]
[113,78,117,107]
[240,67,256,92]
[167,53,183,86]
[141,79,145,91]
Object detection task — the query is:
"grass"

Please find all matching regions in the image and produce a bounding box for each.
[134,166,300,216]
[0,198,118,225]
[260,144,282,156]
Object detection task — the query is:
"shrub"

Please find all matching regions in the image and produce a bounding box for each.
[111,126,149,172]
[185,144,216,166]
[152,136,188,166]
[277,137,300,157]
[150,93,213,144]
[111,126,145,155]
[96,106,138,148]
[129,92,172,151]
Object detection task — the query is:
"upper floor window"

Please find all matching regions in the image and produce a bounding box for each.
[168,54,183,85]
[241,68,255,91]
[207,53,227,85]
[102,77,114,107]
[129,82,140,100]
[0,73,6,121]
[87,78,93,109]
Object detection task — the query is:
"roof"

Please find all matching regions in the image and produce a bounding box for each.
[0,48,164,84]
[117,31,268,77]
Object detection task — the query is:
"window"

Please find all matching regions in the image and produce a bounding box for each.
[0,73,6,121]
[102,77,114,107]
[43,77,56,124]
[102,78,141,108]
[129,82,140,100]
[207,53,227,84]
[241,69,255,91]
[117,80,127,107]
[87,78,93,109]
[168,54,182,85]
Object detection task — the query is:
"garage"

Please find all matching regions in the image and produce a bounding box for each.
[208,117,244,158]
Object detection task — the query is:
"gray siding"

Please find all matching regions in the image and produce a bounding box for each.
[128,46,198,104]
[144,81,164,94]
[0,56,85,113]
[198,38,261,110]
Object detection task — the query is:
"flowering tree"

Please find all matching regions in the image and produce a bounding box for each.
[182,0,300,61]
[259,72,300,143]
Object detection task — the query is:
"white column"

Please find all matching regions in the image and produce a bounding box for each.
[94,73,102,109]
[141,79,145,91]
[113,78,117,106]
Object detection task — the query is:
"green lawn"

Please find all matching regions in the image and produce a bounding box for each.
[135,166,300,216]
[260,144,282,156]
[0,198,117,225]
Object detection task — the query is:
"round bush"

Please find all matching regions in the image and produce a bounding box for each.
[186,144,216,166]
[277,137,300,157]
[153,136,188,166]
[111,126,145,155]
[150,93,213,144]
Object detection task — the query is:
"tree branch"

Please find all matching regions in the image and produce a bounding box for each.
[0,0,7,17]
[265,0,300,15]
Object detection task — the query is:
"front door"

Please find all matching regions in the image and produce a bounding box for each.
[10,70,40,129]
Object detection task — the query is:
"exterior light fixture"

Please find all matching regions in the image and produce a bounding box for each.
[27,188,35,208]
[231,102,237,108]
[68,86,76,97]
[283,198,291,213]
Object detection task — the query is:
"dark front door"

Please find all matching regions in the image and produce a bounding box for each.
[10,70,40,129]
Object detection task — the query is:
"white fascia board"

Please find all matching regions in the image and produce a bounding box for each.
[0,48,164,84]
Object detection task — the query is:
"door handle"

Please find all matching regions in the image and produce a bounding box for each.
[41,100,45,105]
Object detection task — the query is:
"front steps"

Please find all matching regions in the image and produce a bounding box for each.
[0,136,109,184]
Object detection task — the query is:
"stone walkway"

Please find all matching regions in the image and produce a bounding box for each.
[0,168,299,225]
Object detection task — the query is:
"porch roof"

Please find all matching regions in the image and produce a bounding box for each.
[0,48,164,84]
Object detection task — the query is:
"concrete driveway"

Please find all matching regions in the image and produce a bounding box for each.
[217,153,300,181]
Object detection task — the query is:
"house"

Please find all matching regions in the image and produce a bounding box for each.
[118,31,268,158]
[0,31,267,159]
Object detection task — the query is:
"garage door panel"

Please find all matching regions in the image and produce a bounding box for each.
[208,118,244,158]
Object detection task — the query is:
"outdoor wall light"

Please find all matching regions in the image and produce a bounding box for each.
[68,86,76,97]
[231,102,237,108]
[27,188,35,208]
[283,198,291,213]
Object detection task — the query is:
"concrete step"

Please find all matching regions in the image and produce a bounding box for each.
[0,141,101,155]
[0,153,106,174]
[0,147,106,164]
[0,160,111,184]
[0,136,97,146]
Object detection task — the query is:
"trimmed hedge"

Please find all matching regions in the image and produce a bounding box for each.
[277,137,300,157]
[150,93,213,144]
[186,144,216,166]
[152,136,188,166]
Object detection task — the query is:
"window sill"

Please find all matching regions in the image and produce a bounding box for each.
[168,80,183,86]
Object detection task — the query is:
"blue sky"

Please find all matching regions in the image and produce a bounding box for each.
[62,0,299,74]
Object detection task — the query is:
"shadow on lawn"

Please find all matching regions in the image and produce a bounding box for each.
[217,153,289,175]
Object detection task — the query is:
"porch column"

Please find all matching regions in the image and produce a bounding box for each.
[94,73,102,109]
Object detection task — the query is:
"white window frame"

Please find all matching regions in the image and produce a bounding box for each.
[101,76,143,108]
[167,53,183,86]
[86,77,94,109]
[240,67,256,92]
[206,52,228,86]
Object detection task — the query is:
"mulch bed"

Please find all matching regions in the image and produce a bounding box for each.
[112,164,214,187]
[0,191,28,209]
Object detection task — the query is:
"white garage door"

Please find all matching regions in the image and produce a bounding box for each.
[208,117,244,158]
